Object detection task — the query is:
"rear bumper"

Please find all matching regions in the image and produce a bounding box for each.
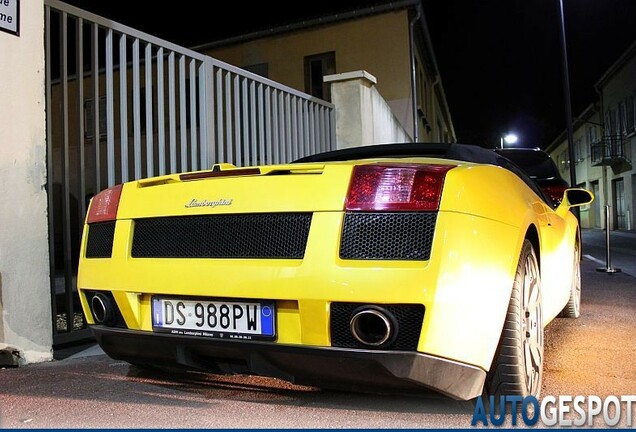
[91,325,485,400]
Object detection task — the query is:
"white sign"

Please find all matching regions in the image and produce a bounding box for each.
[0,0,18,36]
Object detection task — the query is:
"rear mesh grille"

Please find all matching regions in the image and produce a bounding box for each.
[330,303,425,350]
[86,222,116,258]
[340,212,437,260]
[131,213,312,259]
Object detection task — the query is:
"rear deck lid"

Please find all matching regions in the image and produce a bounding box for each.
[116,163,354,218]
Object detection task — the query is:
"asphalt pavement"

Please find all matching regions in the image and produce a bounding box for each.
[0,231,634,428]
[580,228,636,277]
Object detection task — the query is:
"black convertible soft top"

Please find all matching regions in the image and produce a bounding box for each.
[294,143,508,166]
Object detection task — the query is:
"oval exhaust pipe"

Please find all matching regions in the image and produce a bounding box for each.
[350,307,397,347]
[90,292,114,325]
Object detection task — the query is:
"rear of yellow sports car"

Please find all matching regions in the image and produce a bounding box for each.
[77,156,545,400]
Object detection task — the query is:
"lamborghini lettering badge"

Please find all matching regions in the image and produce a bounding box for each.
[185,198,233,208]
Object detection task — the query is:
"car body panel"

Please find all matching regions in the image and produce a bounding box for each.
[77,145,590,400]
[118,163,350,217]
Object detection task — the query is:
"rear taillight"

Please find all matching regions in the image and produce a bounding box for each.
[345,164,455,211]
[86,184,123,223]
[543,185,568,205]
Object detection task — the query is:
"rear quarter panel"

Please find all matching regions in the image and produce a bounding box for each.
[423,164,571,367]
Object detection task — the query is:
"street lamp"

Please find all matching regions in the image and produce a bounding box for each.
[500,133,518,148]
[558,0,576,189]
[558,0,579,224]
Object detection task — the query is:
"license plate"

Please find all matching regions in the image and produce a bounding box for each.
[151,297,275,341]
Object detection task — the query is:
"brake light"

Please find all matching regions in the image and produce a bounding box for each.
[543,185,568,205]
[86,184,123,223]
[345,164,455,211]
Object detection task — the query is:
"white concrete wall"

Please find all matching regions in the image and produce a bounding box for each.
[325,71,412,149]
[0,0,53,364]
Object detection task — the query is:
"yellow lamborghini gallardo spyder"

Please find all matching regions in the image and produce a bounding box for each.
[77,143,593,400]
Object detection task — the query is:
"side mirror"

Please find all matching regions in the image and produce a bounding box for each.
[563,188,594,207]
[556,188,594,217]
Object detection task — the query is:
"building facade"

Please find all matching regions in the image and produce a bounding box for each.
[548,41,636,231]
[194,1,456,145]
[547,105,604,229]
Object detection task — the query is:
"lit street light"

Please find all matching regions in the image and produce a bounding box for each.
[500,133,518,148]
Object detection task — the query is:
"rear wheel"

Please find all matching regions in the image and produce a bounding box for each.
[560,241,581,318]
[486,239,544,397]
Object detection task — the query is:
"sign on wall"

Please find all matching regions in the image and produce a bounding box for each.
[0,0,18,36]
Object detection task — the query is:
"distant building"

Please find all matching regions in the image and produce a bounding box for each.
[194,0,456,144]
[547,41,636,231]
[547,104,603,229]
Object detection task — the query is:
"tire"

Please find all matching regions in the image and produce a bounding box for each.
[486,239,544,397]
[559,241,581,318]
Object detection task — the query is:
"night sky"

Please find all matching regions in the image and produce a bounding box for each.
[423,0,636,148]
[62,0,636,149]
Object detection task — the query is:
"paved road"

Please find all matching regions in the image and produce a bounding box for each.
[0,259,634,428]
[541,256,636,427]
[581,228,636,277]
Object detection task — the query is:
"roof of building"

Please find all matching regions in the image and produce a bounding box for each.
[193,1,418,49]
[595,40,636,90]
[192,0,439,76]
[545,103,600,153]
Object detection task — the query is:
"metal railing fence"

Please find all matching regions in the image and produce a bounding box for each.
[590,135,631,166]
[44,0,334,345]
